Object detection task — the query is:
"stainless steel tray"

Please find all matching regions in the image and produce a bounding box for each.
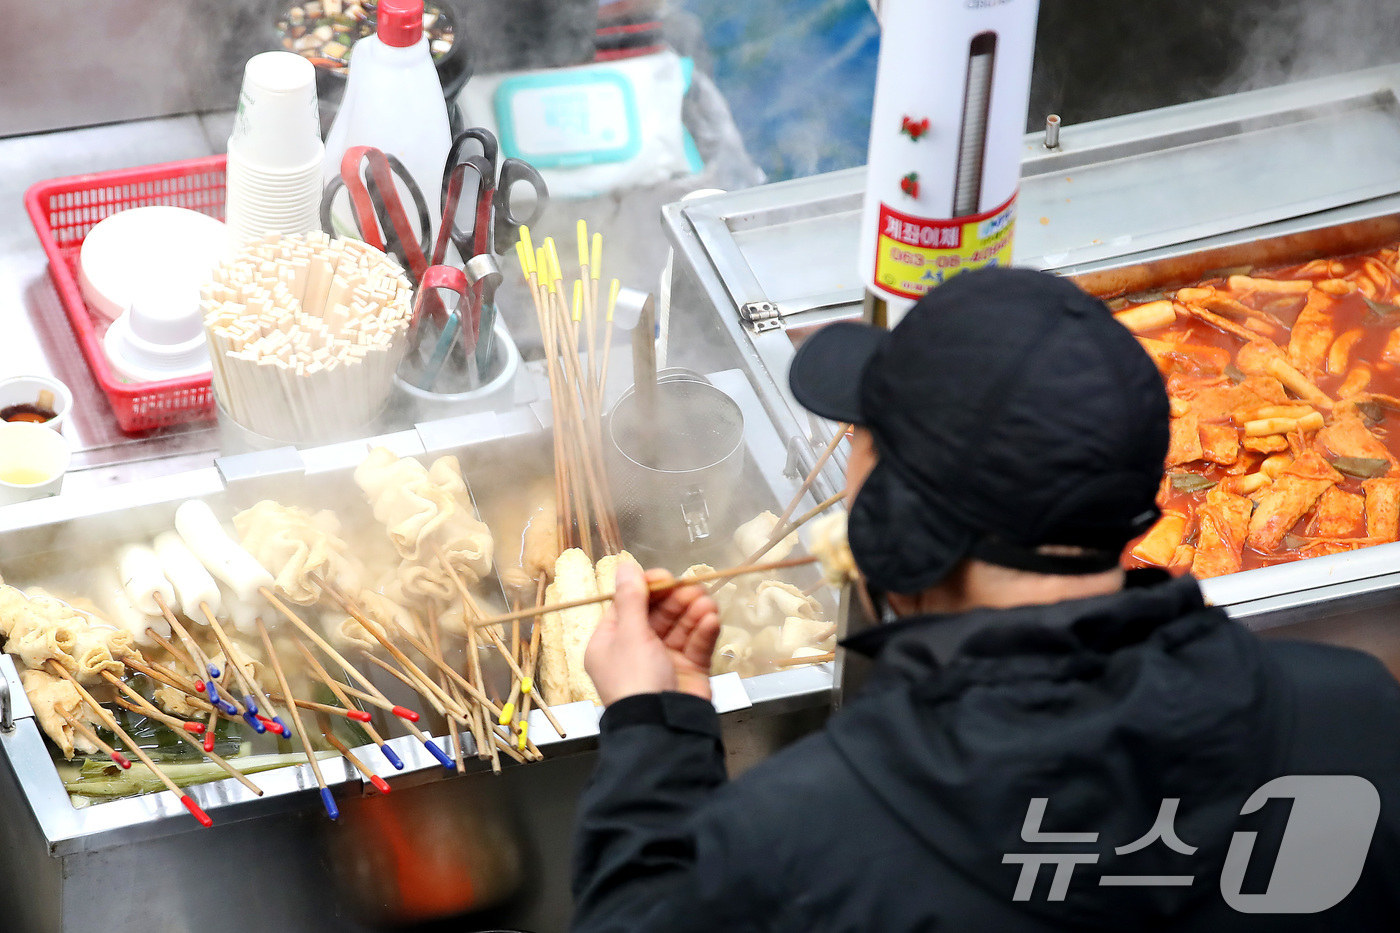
[0,372,838,932]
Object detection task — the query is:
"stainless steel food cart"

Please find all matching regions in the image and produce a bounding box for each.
[662,60,1400,676]
[6,61,1400,933]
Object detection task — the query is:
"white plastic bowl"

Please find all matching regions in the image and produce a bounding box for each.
[103,284,212,384]
[79,206,228,322]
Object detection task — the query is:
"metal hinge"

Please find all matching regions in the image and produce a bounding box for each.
[740,301,784,333]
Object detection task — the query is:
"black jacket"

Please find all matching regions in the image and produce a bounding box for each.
[570,571,1400,931]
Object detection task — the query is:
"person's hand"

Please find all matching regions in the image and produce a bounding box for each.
[585,562,721,705]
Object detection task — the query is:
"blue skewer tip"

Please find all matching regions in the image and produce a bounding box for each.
[207,664,222,680]
[243,695,259,716]
[382,746,404,770]
[273,717,289,736]
[424,740,453,770]
[220,700,239,716]
[243,711,266,734]
[320,787,339,821]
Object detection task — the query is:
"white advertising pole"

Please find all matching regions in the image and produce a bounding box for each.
[858,0,1041,326]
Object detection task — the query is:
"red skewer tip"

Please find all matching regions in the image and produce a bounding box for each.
[182,796,213,828]
[195,680,206,692]
[257,715,290,736]
[349,710,372,722]
[183,722,206,734]
[112,752,132,770]
[370,775,392,795]
[203,733,216,753]
[391,706,420,722]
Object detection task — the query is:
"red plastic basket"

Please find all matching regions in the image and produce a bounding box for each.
[25,155,228,433]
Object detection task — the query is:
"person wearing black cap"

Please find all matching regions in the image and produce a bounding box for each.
[571,268,1400,932]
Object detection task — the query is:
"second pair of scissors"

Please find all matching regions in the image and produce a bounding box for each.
[432,127,548,266]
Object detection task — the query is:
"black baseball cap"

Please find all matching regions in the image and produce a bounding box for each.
[789,267,1169,594]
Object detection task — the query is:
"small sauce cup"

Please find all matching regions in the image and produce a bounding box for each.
[0,422,71,505]
[0,375,73,432]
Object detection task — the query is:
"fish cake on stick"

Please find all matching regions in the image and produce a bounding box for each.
[117,544,176,618]
[153,532,222,620]
[175,500,275,605]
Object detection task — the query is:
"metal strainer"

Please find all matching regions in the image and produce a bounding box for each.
[607,371,746,552]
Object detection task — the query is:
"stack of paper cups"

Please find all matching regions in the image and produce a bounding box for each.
[225,52,324,250]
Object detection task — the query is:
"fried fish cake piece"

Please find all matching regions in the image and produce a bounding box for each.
[1247,451,1342,551]
[1363,478,1400,542]
[1193,487,1254,579]
[1311,486,1366,538]
[1286,289,1337,375]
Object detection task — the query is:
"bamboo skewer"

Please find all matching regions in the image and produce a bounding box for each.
[424,606,468,772]
[357,654,464,768]
[772,652,835,668]
[203,681,221,752]
[469,556,820,628]
[428,549,567,739]
[360,620,498,717]
[721,491,846,596]
[362,653,447,715]
[317,585,468,719]
[597,278,619,400]
[294,639,404,771]
[314,676,419,721]
[516,576,546,750]
[156,600,239,718]
[200,604,280,735]
[523,238,573,552]
[518,227,620,558]
[354,627,543,761]
[462,613,489,765]
[256,619,338,820]
[322,727,392,795]
[59,709,131,769]
[103,672,264,796]
[266,693,373,723]
[145,625,195,671]
[125,656,200,696]
[48,662,213,827]
[578,222,598,399]
[260,588,420,715]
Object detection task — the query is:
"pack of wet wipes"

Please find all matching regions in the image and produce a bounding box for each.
[458,49,703,198]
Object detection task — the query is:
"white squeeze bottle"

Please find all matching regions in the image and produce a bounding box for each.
[323,0,450,246]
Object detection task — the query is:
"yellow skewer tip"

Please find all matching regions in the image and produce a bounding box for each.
[544,237,562,281]
[519,225,535,260]
[576,220,589,270]
[572,280,583,320]
[606,278,621,321]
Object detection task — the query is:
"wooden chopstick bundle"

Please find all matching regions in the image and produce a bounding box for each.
[201,231,414,444]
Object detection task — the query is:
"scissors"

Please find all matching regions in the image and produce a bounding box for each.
[433,127,548,265]
[320,146,432,283]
